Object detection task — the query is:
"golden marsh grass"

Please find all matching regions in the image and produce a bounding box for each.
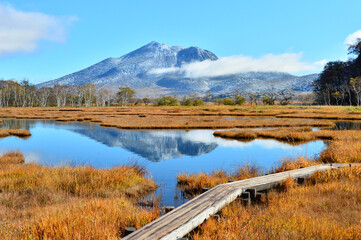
[0,152,159,240]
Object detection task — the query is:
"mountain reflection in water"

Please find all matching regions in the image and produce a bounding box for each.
[1,119,218,161]
[0,119,326,206]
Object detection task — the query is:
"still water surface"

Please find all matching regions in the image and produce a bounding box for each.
[0,119,326,206]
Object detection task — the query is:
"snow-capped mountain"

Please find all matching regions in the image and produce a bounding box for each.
[38,41,317,96]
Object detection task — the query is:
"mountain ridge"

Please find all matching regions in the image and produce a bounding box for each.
[38,41,318,96]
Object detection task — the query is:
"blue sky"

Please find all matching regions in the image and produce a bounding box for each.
[1,0,361,84]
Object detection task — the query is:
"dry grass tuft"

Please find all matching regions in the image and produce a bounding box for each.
[214,127,317,143]
[177,171,229,197]
[320,138,361,163]
[177,165,261,198]
[278,176,297,192]
[213,130,257,140]
[273,156,320,173]
[0,151,24,164]
[0,129,31,138]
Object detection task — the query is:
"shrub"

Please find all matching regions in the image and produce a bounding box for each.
[154,96,178,106]
[142,98,152,105]
[262,96,274,105]
[135,98,143,105]
[181,98,204,106]
[222,98,235,105]
[214,98,223,105]
[235,96,246,105]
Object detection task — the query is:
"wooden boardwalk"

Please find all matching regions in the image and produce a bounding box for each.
[123,163,360,240]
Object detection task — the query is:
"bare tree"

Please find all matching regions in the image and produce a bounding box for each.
[262,87,278,105]
[279,90,295,105]
[76,85,86,107]
[204,90,213,102]
[341,82,352,106]
[38,87,51,107]
[350,77,361,106]
[95,88,110,107]
[53,84,68,107]
[248,92,260,105]
[230,89,243,102]
[83,84,95,107]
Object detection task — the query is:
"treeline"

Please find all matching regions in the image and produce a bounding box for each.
[313,39,361,105]
[148,89,296,106]
[0,79,301,107]
[0,81,115,107]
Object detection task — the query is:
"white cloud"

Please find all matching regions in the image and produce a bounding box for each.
[0,3,76,55]
[150,53,324,78]
[314,59,328,67]
[345,30,361,46]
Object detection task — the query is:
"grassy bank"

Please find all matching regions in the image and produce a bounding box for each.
[214,127,361,164]
[190,166,361,240]
[178,126,361,197]
[0,129,31,138]
[0,152,159,240]
[0,106,348,129]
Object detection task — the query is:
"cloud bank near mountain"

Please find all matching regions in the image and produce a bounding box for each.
[150,53,326,78]
[0,3,76,55]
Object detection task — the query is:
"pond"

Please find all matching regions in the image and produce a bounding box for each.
[0,119,326,207]
[334,121,361,130]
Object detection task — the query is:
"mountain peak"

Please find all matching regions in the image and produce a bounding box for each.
[176,46,218,66]
[145,41,163,47]
[141,41,171,50]
[37,42,316,96]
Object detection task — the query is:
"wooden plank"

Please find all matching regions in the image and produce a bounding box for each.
[123,163,361,240]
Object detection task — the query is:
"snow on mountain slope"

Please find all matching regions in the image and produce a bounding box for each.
[38,41,317,95]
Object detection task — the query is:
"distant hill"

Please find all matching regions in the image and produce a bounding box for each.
[38,41,318,96]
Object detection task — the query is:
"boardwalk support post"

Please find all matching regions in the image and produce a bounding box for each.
[240,191,251,205]
[164,206,175,214]
[212,214,221,221]
[255,192,266,202]
[124,227,136,236]
[246,188,257,199]
[202,187,210,193]
[297,177,305,185]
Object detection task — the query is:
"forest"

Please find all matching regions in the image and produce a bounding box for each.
[313,39,361,105]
